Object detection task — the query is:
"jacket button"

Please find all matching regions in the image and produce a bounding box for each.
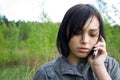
[69,69,72,72]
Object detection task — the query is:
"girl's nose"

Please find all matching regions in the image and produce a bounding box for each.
[80,34,89,44]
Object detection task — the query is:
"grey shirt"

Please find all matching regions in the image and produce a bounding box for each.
[33,56,120,80]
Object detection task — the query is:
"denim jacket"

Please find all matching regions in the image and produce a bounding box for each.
[33,56,120,80]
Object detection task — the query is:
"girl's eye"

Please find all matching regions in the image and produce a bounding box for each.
[89,30,99,37]
[89,31,99,37]
[89,32,99,37]
[90,34,97,37]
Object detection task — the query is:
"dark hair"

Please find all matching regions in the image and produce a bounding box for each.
[57,4,105,57]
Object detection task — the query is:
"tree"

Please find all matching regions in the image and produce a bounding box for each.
[2,16,9,26]
[95,0,120,25]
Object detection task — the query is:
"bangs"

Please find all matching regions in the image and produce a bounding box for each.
[67,5,96,41]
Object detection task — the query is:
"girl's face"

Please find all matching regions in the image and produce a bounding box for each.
[68,16,99,59]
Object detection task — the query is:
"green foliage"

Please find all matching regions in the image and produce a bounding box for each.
[0,16,120,80]
[105,23,120,63]
[0,18,59,68]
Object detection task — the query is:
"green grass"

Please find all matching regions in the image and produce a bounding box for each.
[0,65,34,80]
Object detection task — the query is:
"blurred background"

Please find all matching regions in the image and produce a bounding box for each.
[0,0,120,80]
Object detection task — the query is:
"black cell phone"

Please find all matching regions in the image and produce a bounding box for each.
[88,36,100,58]
[88,47,98,58]
[88,47,95,56]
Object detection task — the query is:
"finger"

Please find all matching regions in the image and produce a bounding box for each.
[95,42,105,48]
[98,42,105,48]
[94,41,100,47]
[93,45,106,54]
[97,47,107,56]
[99,35,105,43]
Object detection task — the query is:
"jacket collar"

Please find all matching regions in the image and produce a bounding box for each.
[54,56,90,76]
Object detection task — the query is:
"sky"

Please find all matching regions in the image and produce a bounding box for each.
[0,0,41,21]
[0,0,120,24]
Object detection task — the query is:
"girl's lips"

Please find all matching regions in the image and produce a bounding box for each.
[77,47,89,53]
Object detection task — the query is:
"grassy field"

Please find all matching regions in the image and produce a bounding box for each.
[0,66,34,80]
[0,21,120,80]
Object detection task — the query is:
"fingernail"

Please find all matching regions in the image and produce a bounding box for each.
[95,44,98,47]
[100,35,102,38]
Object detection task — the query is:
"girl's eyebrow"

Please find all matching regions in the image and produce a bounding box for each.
[82,28,98,32]
[90,27,99,31]
[82,27,99,32]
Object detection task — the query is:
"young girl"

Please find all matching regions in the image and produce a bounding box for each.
[33,4,120,80]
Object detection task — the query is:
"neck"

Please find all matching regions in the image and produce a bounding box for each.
[67,54,80,65]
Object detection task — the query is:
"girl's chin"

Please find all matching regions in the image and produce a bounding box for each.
[76,54,88,58]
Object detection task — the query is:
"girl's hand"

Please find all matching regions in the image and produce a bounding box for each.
[88,36,112,80]
[88,36,107,67]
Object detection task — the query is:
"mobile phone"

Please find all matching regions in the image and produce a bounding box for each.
[93,49,98,58]
[88,47,94,56]
[88,47,98,58]
[88,36,100,58]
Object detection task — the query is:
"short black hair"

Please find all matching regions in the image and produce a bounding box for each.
[57,4,105,57]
